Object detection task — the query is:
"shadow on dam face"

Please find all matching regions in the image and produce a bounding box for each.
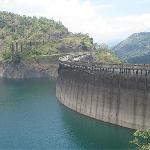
[56,67,150,130]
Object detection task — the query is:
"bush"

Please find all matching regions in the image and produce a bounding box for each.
[2,50,11,60]
[130,130,150,150]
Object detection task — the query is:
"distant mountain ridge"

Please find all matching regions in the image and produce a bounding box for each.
[112,32,150,64]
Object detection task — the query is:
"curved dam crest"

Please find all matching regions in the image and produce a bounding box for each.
[56,55,150,129]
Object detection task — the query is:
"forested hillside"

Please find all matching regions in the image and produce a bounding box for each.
[127,52,150,64]
[0,11,94,60]
[0,11,121,64]
[95,44,121,63]
[113,32,150,64]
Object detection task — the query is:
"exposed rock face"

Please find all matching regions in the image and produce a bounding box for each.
[48,32,68,41]
[0,62,4,77]
[59,46,95,53]
[0,59,59,79]
[57,45,84,53]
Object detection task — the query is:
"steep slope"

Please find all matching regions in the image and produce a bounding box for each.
[0,11,94,60]
[127,52,150,64]
[0,11,121,65]
[113,32,150,63]
[95,50,122,63]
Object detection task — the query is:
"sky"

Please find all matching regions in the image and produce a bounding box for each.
[0,0,150,45]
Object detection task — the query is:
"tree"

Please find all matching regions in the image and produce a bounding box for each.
[130,130,150,150]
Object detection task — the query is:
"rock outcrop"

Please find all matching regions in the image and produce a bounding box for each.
[0,57,59,79]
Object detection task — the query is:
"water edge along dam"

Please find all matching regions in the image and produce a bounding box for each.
[56,54,150,130]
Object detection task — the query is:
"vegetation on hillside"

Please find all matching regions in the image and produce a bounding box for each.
[95,43,122,63]
[0,11,68,42]
[130,130,150,150]
[128,52,150,64]
[113,32,150,64]
[0,11,121,64]
[0,11,94,61]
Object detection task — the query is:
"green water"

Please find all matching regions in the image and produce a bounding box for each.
[0,78,133,149]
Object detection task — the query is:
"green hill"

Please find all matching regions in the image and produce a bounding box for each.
[127,52,150,64]
[0,11,94,60]
[0,11,121,64]
[95,44,122,64]
[112,32,150,64]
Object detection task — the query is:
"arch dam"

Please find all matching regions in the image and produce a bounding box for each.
[56,54,150,129]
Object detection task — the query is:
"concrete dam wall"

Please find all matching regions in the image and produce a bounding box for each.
[56,56,150,129]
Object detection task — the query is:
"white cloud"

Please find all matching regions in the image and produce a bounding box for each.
[0,0,150,44]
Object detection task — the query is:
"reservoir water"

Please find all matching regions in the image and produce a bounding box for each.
[0,78,133,149]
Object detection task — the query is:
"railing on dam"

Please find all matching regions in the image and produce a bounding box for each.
[57,54,150,130]
[59,55,150,76]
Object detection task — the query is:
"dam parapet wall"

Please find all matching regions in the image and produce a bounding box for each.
[59,55,150,76]
[56,55,150,129]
